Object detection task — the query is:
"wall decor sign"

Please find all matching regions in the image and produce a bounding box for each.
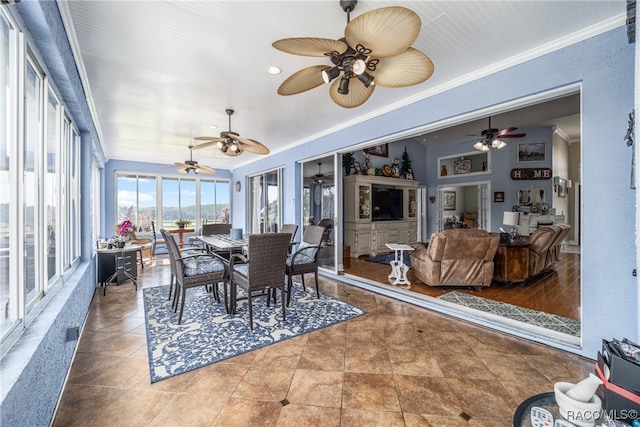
[363,143,389,157]
[493,191,505,202]
[510,168,552,180]
[517,142,546,162]
[454,159,472,174]
[443,191,456,210]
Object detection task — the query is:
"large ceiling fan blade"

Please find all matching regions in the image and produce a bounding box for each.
[277,65,327,96]
[194,136,220,141]
[191,140,222,150]
[345,6,421,58]
[329,77,375,108]
[198,165,215,174]
[175,161,188,168]
[372,48,434,88]
[500,133,527,138]
[233,134,270,155]
[272,37,348,57]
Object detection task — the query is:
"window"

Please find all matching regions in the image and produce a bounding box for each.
[115,174,230,234]
[249,169,282,233]
[0,15,82,341]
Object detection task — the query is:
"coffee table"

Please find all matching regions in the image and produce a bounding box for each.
[385,243,414,286]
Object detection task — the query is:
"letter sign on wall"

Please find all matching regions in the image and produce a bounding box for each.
[510,168,552,180]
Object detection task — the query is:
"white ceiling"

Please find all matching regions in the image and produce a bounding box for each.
[58,0,625,172]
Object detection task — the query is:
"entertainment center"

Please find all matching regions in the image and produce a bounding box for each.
[343,174,419,257]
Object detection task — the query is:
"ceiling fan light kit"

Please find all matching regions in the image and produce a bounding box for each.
[473,117,526,152]
[272,0,434,108]
[174,144,215,175]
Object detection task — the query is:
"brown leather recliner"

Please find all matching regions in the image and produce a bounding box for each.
[410,229,500,287]
[525,226,560,277]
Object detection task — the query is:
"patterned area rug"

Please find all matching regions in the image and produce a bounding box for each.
[365,252,411,267]
[143,285,366,382]
[438,291,580,337]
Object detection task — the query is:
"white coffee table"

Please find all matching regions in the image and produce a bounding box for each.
[385,243,414,286]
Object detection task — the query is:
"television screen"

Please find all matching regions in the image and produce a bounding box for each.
[371,186,403,221]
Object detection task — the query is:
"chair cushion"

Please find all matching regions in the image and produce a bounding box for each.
[183,256,225,277]
[297,241,318,258]
[286,253,314,266]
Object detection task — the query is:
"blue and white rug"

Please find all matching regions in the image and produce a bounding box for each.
[438,291,580,337]
[143,284,366,382]
[366,252,412,267]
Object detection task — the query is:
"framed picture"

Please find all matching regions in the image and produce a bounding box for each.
[494,191,505,203]
[517,142,546,162]
[363,143,389,157]
[454,159,472,174]
[443,191,456,210]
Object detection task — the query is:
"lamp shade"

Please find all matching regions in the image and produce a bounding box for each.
[503,211,520,227]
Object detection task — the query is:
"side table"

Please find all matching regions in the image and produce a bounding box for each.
[493,241,530,286]
[385,243,414,286]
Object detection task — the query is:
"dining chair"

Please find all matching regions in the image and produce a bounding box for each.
[151,221,167,255]
[285,225,325,306]
[161,228,227,324]
[228,233,291,329]
[280,223,299,253]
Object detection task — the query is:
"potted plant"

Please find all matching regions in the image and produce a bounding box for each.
[342,152,355,175]
[175,219,191,229]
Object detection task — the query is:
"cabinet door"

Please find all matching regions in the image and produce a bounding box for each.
[358,184,371,221]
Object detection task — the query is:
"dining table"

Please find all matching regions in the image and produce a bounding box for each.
[196,234,247,257]
[168,228,195,248]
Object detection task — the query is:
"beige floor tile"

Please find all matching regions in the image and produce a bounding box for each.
[342,372,401,412]
[232,365,296,401]
[287,369,343,408]
[340,408,406,427]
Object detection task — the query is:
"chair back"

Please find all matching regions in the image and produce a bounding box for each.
[298,225,325,260]
[244,233,290,289]
[151,221,161,240]
[202,223,232,236]
[160,229,179,275]
[281,224,299,246]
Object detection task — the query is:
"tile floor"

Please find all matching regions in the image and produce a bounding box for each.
[53,256,595,427]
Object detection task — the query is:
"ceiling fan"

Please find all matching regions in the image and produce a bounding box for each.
[313,162,325,184]
[472,117,527,152]
[192,109,270,156]
[174,144,215,174]
[272,0,434,108]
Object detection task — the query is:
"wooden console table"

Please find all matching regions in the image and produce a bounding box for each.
[493,242,530,286]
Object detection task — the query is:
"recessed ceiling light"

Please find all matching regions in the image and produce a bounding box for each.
[209,125,218,129]
[266,65,282,75]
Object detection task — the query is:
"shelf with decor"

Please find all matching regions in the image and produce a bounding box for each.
[344,174,419,258]
[438,151,490,179]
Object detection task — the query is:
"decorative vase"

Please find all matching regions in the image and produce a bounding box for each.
[116,240,125,248]
[178,224,184,229]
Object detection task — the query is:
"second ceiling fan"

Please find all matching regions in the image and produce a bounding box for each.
[193,109,270,157]
[472,117,526,152]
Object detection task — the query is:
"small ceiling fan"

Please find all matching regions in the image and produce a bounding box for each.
[193,109,269,156]
[313,162,325,184]
[272,0,434,108]
[174,144,215,174]
[471,117,526,152]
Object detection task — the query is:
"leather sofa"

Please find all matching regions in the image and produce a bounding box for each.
[524,224,571,278]
[410,229,500,287]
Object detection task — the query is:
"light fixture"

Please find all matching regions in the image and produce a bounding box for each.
[337,76,350,94]
[313,162,325,184]
[503,211,520,243]
[322,66,341,83]
[266,65,282,75]
[323,44,376,93]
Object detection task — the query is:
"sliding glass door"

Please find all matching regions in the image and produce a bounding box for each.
[248,169,282,233]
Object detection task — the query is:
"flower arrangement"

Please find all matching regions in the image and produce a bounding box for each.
[119,220,133,238]
[175,219,191,228]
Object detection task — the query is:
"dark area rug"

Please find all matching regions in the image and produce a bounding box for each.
[438,291,580,337]
[365,252,411,267]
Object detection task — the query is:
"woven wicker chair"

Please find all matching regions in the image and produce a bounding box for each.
[161,228,227,324]
[188,223,233,247]
[151,221,167,255]
[285,225,325,306]
[280,224,299,253]
[228,233,291,329]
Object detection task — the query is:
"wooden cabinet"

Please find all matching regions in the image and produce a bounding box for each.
[493,242,530,285]
[344,175,419,257]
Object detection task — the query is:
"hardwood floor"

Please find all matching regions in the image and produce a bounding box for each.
[343,247,581,321]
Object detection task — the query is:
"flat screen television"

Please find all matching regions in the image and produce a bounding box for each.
[371,185,403,221]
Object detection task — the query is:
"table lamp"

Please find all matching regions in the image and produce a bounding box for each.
[503,211,520,243]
